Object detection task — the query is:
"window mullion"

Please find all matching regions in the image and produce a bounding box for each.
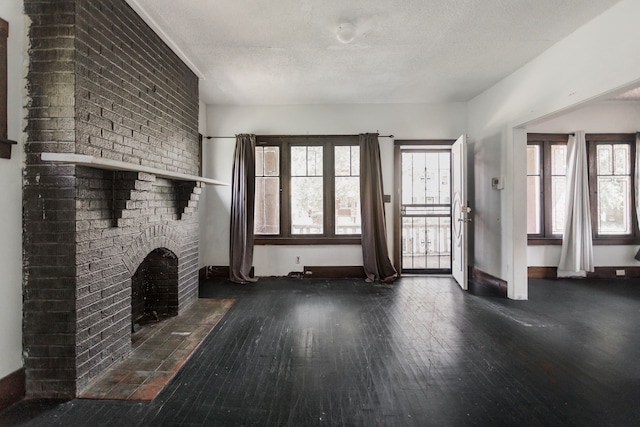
[282,141,291,238]
[325,143,335,237]
[543,141,553,237]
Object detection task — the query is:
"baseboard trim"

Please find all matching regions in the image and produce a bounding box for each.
[528,266,557,279]
[470,268,508,298]
[0,368,25,412]
[528,266,640,279]
[302,266,366,279]
[200,265,229,279]
[588,267,640,279]
[199,266,254,279]
[200,265,366,280]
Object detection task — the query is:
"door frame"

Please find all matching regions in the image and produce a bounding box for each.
[393,139,456,273]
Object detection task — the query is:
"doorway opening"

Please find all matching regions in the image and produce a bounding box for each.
[394,141,454,274]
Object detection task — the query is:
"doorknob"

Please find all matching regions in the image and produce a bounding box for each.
[458,205,472,222]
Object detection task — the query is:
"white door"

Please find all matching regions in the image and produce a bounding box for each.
[451,135,470,290]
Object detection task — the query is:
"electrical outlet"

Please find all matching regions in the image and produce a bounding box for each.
[615,269,625,277]
[295,256,300,264]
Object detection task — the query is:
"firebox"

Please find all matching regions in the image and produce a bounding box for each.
[131,248,179,333]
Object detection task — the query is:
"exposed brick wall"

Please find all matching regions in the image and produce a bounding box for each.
[74,0,199,172]
[24,0,201,398]
[23,0,78,399]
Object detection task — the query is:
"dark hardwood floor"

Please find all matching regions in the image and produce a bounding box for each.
[2,276,640,426]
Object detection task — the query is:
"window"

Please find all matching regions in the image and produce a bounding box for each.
[527,133,638,244]
[526,135,568,238]
[254,136,361,244]
[588,135,636,239]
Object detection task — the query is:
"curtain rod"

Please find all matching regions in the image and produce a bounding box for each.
[205,134,395,140]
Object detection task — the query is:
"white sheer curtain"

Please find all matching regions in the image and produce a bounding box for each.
[558,131,594,277]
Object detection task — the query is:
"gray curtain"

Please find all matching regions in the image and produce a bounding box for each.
[229,134,258,284]
[359,133,398,282]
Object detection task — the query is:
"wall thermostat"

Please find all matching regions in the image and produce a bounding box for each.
[491,177,505,190]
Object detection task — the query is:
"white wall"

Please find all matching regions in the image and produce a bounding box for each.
[0,0,25,379]
[197,100,207,268]
[527,101,640,134]
[198,100,207,135]
[468,0,640,299]
[527,101,640,267]
[201,103,467,276]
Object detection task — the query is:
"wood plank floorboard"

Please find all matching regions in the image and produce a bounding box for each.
[2,276,640,426]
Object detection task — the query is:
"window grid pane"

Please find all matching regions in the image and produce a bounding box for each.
[527,176,541,234]
[255,146,280,235]
[291,145,324,235]
[551,145,567,175]
[291,177,324,234]
[335,146,361,235]
[526,145,540,175]
[551,176,566,235]
[526,145,541,234]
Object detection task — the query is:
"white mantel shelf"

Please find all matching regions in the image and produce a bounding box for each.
[41,152,228,186]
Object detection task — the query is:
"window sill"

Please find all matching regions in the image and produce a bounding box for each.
[592,236,640,245]
[527,238,562,245]
[528,237,640,246]
[255,236,361,245]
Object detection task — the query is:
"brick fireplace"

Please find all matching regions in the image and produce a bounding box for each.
[23,0,203,398]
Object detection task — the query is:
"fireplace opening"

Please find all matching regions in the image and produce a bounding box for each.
[131,248,179,334]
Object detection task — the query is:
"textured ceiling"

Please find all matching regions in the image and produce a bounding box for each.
[128,0,622,106]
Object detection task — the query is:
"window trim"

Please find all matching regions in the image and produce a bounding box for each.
[527,134,568,243]
[527,133,640,245]
[254,135,362,246]
[0,18,6,141]
[0,18,16,160]
[587,133,639,244]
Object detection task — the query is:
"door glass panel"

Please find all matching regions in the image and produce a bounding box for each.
[400,150,451,273]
